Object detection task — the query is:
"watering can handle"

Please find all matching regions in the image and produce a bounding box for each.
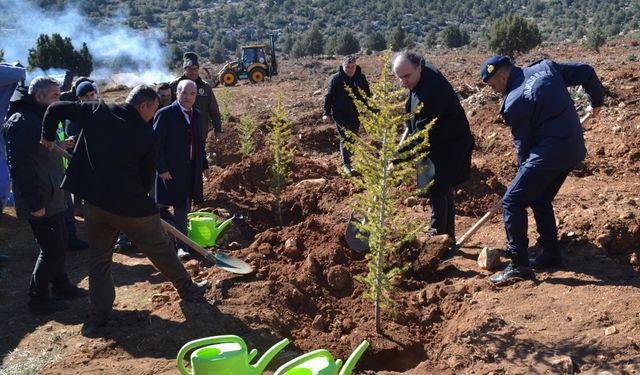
[274,349,336,375]
[176,335,249,375]
[187,212,215,219]
[338,340,370,375]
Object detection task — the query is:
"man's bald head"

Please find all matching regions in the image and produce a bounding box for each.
[392,51,424,90]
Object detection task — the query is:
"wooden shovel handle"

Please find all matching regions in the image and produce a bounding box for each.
[161,219,218,263]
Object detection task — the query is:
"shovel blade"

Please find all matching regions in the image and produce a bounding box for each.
[344,214,370,253]
[214,251,253,274]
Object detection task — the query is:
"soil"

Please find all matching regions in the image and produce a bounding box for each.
[1,39,639,374]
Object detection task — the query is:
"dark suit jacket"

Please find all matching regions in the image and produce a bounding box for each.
[153,101,207,207]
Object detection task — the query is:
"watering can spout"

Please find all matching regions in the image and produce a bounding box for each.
[251,337,290,373]
[339,340,369,375]
[215,216,235,233]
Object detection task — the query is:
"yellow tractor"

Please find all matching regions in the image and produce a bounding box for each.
[217,35,278,87]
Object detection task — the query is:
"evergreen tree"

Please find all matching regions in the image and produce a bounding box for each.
[485,14,542,57]
[441,25,470,48]
[390,25,407,51]
[364,32,387,52]
[267,96,295,226]
[237,114,259,156]
[348,50,432,333]
[335,30,360,55]
[304,24,324,57]
[27,33,93,75]
[586,26,607,53]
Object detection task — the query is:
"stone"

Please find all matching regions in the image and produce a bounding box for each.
[304,255,322,274]
[620,211,635,220]
[596,234,612,247]
[605,326,618,336]
[295,178,327,188]
[478,247,503,270]
[258,242,274,256]
[327,265,352,291]
[151,294,170,304]
[551,356,574,373]
[184,259,200,273]
[428,235,454,258]
[405,196,419,207]
[630,253,638,267]
[311,314,327,331]
[283,238,302,258]
[312,89,322,96]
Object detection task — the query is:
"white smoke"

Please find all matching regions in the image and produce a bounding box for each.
[0,0,174,86]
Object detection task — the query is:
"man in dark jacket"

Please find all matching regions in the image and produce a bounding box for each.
[3,76,86,314]
[170,53,223,143]
[323,55,371,176]
[392,51,474,250]
[41,85,209,335]
[481,55,604,284]
[154,80,207,258]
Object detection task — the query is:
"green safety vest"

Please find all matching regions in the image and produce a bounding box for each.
[56,122,68,169]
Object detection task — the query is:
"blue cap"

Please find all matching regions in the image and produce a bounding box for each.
[480,55,512,82]
[76,81,96,97]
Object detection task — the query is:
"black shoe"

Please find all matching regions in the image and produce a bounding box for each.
[68,238,89,251]
[179,280,210,302]
[177,248,192,261]
[114,239,135,253]
[52,284,88,299]
[81,317,109,338]
[28,297,69,314]
[529,253,563,269]
[490,262,533,285]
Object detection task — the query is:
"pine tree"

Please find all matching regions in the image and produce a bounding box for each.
[364,32,387,52]
[217,86,233,124]
[267,96,295,226]
[441,25,470,48]
[390,26,407,51]
[237,114,259,156]
[27,33,93,75]
[347,50,433,333]
[336,30,360,55]
[304,24,324,57]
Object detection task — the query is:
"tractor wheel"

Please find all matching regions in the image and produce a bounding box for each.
[221,71,237,86]
[249,67,267,83]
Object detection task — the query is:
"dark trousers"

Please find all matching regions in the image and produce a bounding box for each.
[336,122,359,168]
[28,212,70,298]
[502,166,571,266]
[430,187,456,239]
[173,194,192,250]
[83,202,192,318]
[63,190,77,241]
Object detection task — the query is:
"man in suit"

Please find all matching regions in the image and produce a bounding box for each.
[154,80,208,258]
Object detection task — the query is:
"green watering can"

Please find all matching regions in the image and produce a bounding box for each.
[187,212,239,247]
[274,340,369,375]
[177,335,290,375]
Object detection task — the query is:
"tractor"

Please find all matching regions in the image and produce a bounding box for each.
[217,35,278,87]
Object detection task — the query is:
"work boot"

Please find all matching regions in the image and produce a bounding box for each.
[529,252,563,269]
[28,296,69,315]
[81,314,110,338]
[68,237,89,251]
[489,261,533,285]
[179,280,210,302]
[114,234,136,253]
[52,284,88,299]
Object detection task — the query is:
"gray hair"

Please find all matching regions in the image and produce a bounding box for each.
[176,79,196,93]
[392,50,425,68]
[126,85,160,106]
[342,55,357,65]
[28,76,59,96]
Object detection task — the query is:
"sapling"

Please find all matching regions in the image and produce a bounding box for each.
[267,96,295,226]
[217,86,234,124]
[347,50,434,333]
[237,113,258,156]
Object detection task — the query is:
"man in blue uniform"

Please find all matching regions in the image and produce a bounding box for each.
[481,55,604,284]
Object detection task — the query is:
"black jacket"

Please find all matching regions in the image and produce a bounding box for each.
[153,101,207,206]
[3,91,65,219]
[42,101,159,217]
[407,62,474,192]
[323,65,371,126]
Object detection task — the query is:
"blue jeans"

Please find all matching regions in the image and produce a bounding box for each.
[502,166,571,266]
[336,122,359,168]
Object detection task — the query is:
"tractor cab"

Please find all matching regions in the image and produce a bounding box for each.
[218,36,278,87]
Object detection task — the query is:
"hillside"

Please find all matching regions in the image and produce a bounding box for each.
[1,38,639,374]
[20,0,640,66]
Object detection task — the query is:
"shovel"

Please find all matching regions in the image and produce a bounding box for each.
[344,128,411,252]
[52,144,253,275]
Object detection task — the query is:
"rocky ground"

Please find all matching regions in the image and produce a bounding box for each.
[1,39,639,374]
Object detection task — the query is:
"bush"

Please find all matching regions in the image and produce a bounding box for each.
[335,30,360,55]
[585,27,607,53]
[364,32,387,52]
[485,14,542,57]
[441,25,470,48]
